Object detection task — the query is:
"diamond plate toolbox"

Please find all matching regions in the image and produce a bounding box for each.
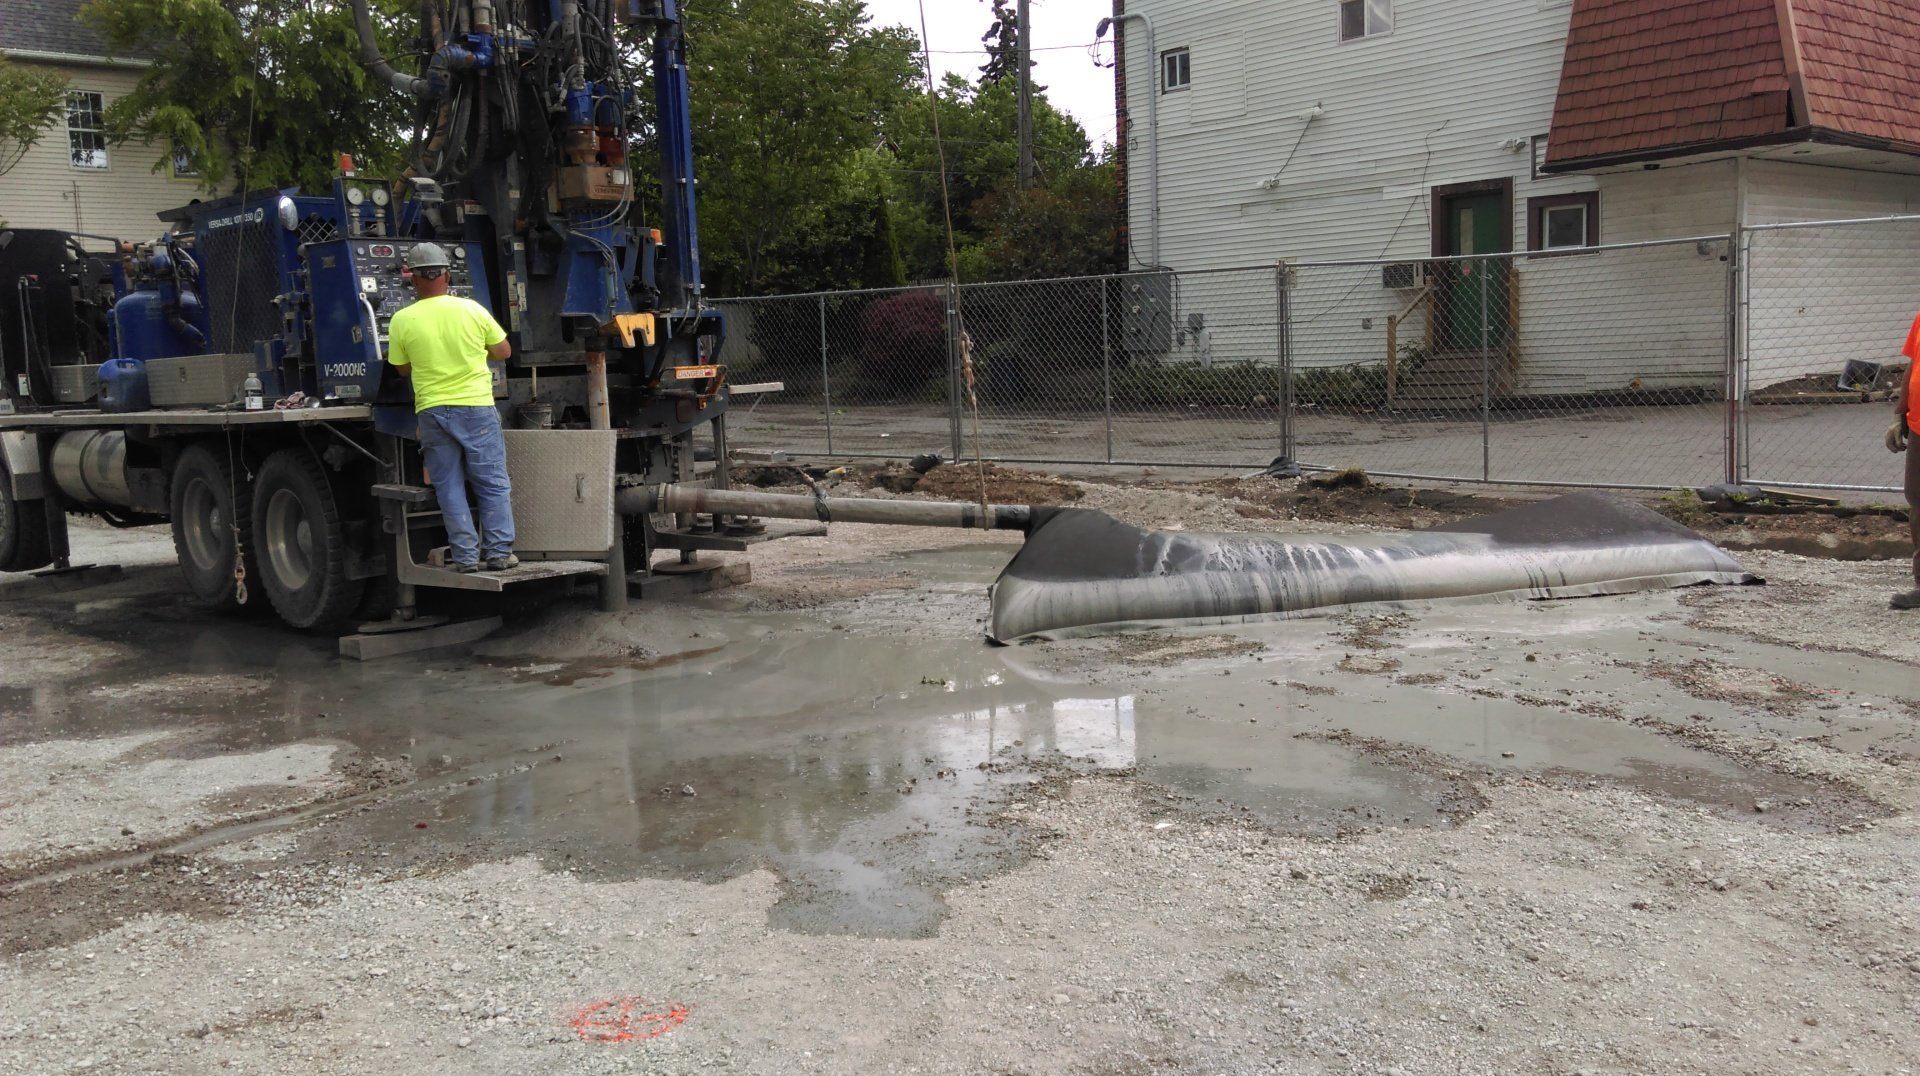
[49,364,98,403]
[503,428,616,554]
[147,353,256,407]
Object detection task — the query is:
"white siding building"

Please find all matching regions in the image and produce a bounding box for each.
[1105,0,1920,395]
[0,0,212,241]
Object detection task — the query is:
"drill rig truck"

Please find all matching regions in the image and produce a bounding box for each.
[0,0,784,645]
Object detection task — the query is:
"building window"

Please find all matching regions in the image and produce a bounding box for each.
[1161,48,1190,93]
[67,91,109,170]
[170,141,197,178]
[1528,192,1600,253]
[1339,0,1393,41]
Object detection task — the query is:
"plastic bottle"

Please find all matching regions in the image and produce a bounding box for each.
[242,371,264,411]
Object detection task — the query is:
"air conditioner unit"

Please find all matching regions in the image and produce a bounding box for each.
[1381,263,1421,289]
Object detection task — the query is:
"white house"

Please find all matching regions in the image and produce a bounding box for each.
[1104,0,1920,397]
[0,0,210,240]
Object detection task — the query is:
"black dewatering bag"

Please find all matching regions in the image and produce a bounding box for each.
[987,492,1759,644]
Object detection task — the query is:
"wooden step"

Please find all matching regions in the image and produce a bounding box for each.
[1394,350,1515,409]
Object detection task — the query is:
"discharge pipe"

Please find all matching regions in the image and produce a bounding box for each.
[623,483,1033,532]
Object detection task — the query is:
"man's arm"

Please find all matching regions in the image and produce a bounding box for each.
[387,318,412,377]
[476,301,511,361]
[1894,316,1920,420]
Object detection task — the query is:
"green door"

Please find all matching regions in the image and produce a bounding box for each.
[1437,190,1511,353]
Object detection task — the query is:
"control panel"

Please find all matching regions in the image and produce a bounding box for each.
[353,240,479,347]
[306,238,493,403]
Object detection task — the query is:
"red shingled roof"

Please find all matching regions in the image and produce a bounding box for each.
[1545,0,1920,170]
[1794,0,1920,144]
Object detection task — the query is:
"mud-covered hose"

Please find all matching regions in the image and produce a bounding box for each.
[623,483,1032,531]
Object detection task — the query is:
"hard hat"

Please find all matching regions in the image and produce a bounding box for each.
[405,242,451,271]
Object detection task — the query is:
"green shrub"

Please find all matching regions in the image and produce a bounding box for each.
[1104,354,1424,412]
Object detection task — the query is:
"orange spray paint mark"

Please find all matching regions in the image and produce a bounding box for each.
[569,997,690,1044]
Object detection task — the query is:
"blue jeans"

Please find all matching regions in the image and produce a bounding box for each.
[418,405,515,565]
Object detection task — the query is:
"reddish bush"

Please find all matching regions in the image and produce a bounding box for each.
[853,290,947,396]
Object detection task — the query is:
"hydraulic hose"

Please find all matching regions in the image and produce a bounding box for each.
[350,0,430,98]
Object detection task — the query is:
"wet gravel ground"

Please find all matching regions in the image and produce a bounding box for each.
[3,479,1918,1073]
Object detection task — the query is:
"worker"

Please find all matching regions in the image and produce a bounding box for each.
[1892,312,1920,610]
[387,242,518,573]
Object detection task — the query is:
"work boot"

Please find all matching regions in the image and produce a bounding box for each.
[1892,589,1920,611]
[485,553,520,572]
[450,561,480,574]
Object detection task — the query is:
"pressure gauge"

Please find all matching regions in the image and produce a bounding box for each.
[370,187,390,207]
[345,186,366,206]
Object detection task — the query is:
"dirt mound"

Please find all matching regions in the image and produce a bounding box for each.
[1203,474,1520,528]
[1657,491,1912,561]
[871,462,1084,506]
[1697,511,1911,562]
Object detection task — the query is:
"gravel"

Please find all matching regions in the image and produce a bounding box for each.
[4,777,1918,1073]
[3,477,1917,1073]
[0,732,344,879]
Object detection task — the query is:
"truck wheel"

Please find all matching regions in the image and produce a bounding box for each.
[251,448,363,631]
[0,462,55,573]
[168,444,255,608]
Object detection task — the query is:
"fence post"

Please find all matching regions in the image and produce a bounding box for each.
[818,294,833,456]
[1275,262,1297,472]
[1479,260,1492,483]
[1723,229,1739,485]
[1736,227,1754,484]
[945,281,964,462]
[1101,278,1114,464]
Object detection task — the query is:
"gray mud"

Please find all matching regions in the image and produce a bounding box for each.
[3,503,1919,1072]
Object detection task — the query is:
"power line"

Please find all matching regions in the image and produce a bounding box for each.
[681,5,1100,58]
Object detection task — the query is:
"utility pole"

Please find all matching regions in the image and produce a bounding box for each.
[1016,0,1035,189]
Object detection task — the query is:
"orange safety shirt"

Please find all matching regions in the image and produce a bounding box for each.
[1905,313,1920,435]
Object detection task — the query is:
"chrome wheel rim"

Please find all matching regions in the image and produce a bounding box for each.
[180,477,226,572]
[263,488,314,592]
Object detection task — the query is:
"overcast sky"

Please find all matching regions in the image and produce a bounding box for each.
[860,0,1121,148]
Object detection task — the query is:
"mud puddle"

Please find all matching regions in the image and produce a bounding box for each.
[476,645,729,686]
[6,543,1914,949]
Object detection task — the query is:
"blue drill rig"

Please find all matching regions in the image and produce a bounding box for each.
[0,0,779,642]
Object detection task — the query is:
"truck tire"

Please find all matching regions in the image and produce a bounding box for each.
[251,447,363,631]
[0,462,55,573]
[168,444,256,608]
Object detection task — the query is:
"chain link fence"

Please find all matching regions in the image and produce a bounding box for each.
[718,219,1916,496]
[1741,216,1919,493]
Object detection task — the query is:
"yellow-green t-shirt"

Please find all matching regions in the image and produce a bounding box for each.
[386,294,507,411]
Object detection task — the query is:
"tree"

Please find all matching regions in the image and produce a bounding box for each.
[958,160,1122,282]
[978,0,1018,84]
[0,56,68,178]
[82,0,415,192]
[682,0,923,295]
[885,74,1093,279]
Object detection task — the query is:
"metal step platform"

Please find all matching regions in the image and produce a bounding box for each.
[401,558,608,592]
